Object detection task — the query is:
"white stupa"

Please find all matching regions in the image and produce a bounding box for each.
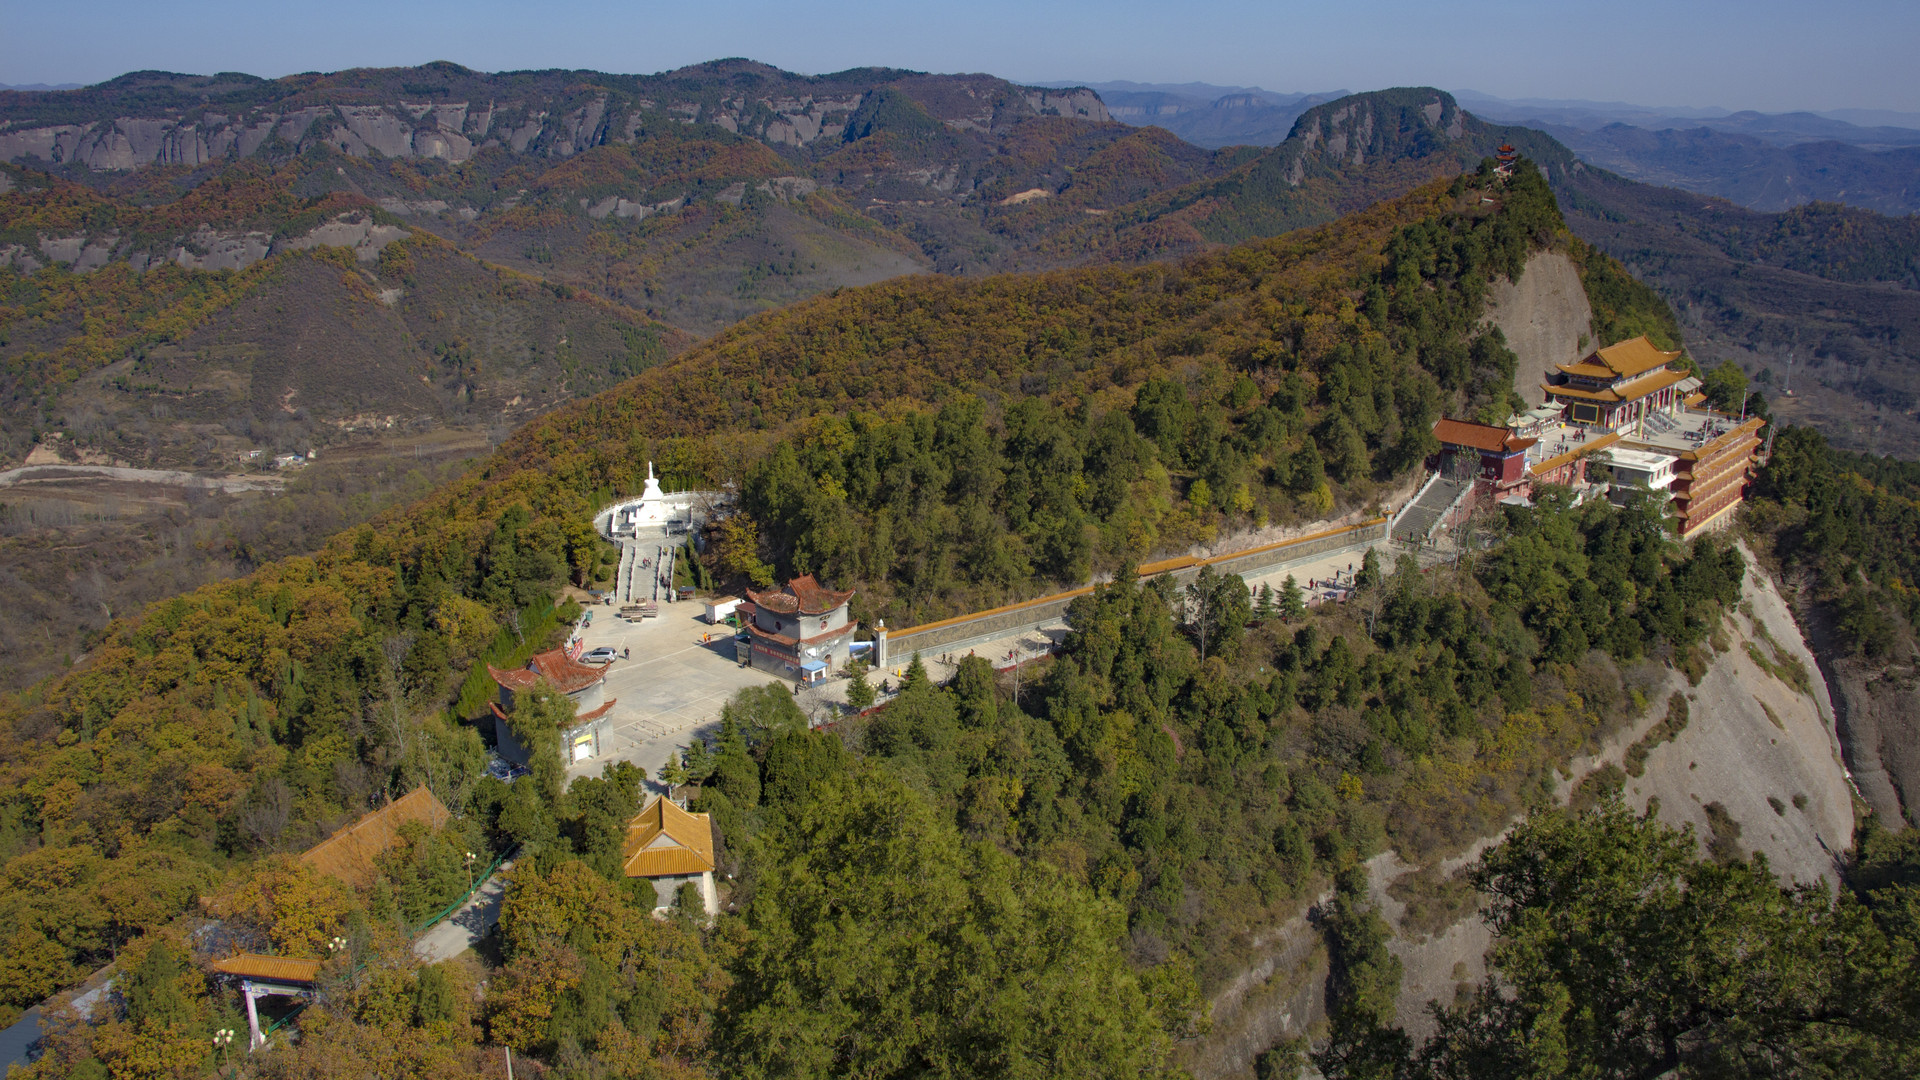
[599,461,720,539]
[632,461,670,527]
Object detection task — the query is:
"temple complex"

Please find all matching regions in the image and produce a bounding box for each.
[742,574,857,684]
[1403,335,1762,541]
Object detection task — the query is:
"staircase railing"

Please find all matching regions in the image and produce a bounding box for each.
[1392,472,1442,540]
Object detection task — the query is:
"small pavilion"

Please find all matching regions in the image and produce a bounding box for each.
[210,954,322,1051]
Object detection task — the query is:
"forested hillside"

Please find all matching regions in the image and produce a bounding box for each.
[3,123,1917,1076]
[0,164,1603,1042]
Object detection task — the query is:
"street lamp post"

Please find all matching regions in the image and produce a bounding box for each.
[213,1027,235,1074]
[465,850,476,894]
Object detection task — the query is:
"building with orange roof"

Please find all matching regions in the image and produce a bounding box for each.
[620,794,719,915]
[1407,413,1617,539]
[487,646,616,766]
[1615,411,1767,537]
[210,953,323,1051]
[1433,417,1537,484]
[1542,336,1698,435]
[743,574,857,684]
[299,785,450,890]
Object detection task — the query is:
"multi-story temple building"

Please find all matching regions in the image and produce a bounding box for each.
[487,647,616,765]
[743,574,857,684]
[1412,335,1763,540]
[1543,336,1697,434]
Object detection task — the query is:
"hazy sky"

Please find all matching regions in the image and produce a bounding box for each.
[4,0,1915,114]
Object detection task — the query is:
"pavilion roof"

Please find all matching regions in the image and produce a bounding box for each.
[620,795,716,878]
[299,785,451,890]
[1558,336,1682,381]
[747,574,854,616]
[487,648,607,695]
[211,954,322,983]
[1543,367,1688,406]
[1432,417,1535,454]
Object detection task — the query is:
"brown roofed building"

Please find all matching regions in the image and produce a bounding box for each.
[299,785,450,890]
[487,646,615,767]
[620,795,719,915]
[743,574,857,684]
[1433,417,1537,483]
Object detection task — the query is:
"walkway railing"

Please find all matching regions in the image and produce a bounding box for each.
[256,847,513,1046]
[411,849,511,936]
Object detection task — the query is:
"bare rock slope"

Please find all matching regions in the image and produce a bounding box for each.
[1185,552,1854,1078]
[1485,250,1594,406]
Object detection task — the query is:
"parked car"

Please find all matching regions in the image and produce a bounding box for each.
[583,646,619,664]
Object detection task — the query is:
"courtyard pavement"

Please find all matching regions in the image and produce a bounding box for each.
[565,536,1398,784]
[566,600,844,785]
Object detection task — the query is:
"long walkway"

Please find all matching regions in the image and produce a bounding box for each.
[413,873,510,963]
[910,535,1390,683]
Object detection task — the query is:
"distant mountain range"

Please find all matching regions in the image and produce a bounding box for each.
[1042,81,1920,216]
[2,65,1914,465]
[1034,79,1350,148]
[1453,91,1920,146]
[1456,90,1920,215]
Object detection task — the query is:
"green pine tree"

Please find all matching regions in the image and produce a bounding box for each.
[1356,549,1382,589]
[682,739,714,782]
[1281,575,1307,621]
[846,665,876,712]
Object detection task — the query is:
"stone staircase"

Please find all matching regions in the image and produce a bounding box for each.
[1392,476,1471,542]
[615,541,637,603]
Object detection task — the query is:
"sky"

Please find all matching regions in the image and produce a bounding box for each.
[3,0,1916,114]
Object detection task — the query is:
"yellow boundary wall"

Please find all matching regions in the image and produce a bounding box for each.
[881,517,1388,661]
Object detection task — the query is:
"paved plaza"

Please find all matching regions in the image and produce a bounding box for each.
[565,600,845,784]
[564,535,1395,784]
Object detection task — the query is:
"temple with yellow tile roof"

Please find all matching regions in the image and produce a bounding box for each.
[1542,335,1698,434]
[620,794,719,915]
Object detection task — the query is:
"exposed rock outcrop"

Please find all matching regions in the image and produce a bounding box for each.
[1797,597,1920,827]
[1184,553,1855,1077]
[1484,250,1595,405]
[0,69,1114,173]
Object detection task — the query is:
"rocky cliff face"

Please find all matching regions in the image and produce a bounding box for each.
[1274,88,1468,184]
[0,63,1110,172]
[0,212,407,275]
[1484,250,1596,405]
[1182,548,1859,1079]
